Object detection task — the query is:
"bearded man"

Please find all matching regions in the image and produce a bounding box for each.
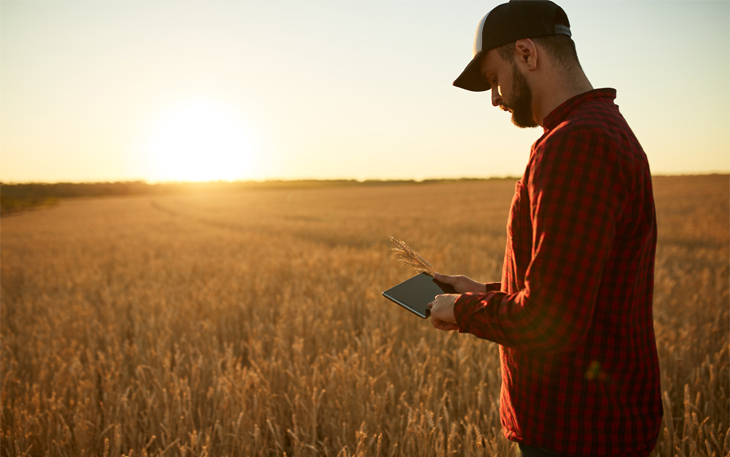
[428,1,663,456]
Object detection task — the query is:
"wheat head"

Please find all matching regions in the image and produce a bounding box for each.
[389,237,436,276]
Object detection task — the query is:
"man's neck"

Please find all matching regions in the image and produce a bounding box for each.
[533,71,594,127]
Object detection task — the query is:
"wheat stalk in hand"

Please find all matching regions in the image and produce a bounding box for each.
[390,237,436,276]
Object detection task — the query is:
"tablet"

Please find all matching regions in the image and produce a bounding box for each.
[382,273,457,318]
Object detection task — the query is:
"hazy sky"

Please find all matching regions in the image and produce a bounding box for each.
[1,0,728,183]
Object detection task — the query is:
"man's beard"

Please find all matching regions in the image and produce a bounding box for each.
[500,63,538,128]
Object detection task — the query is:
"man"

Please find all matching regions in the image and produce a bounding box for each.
[428,1,663,456]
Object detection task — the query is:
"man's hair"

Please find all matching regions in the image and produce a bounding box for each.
[497,34,581,70]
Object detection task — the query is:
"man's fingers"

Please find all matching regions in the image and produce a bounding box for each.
[434,272,451,282]
[432,317,459,331]
[435,272,461,285]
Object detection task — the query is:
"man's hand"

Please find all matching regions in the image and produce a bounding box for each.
[428,294,460,331]
[434,272,486,294]
[429,273,486,331]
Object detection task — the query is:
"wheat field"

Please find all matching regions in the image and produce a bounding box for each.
[2,175,728,456]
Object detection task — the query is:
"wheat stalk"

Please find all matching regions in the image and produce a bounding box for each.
[389,237,436,276]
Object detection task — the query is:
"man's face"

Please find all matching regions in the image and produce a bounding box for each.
[480,48,538,128]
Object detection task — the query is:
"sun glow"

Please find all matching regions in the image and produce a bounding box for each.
[145,98,257,182]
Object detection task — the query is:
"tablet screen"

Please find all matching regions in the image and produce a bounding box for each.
[382,273,457,318]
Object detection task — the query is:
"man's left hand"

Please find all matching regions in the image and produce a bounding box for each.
[428,294,460,331]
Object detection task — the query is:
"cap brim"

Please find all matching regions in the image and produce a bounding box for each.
[453,51,490,92]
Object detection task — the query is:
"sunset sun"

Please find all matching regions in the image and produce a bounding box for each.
[145,98,257,182]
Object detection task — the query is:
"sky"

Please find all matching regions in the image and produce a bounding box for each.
[1,0,728,183]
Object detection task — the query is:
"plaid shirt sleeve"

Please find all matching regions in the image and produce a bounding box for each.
[454,126,626,352]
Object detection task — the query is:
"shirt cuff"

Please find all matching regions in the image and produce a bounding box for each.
[485,282,501,292]
[454,291,499,334]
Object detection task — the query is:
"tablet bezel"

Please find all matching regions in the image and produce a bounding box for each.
[381,273,457,319]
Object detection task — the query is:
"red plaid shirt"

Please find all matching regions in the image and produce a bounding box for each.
[454,89,662,456]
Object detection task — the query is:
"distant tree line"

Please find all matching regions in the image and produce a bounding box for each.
[0,178,507,216]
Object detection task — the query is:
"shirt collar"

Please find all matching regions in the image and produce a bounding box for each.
[542,88,617,131]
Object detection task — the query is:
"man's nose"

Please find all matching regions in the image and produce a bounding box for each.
[491,90,502,107]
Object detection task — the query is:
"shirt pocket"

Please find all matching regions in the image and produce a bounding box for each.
[507,180,524,241]
[507,180,532,276]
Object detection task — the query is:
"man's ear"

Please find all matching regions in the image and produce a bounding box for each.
[514,39,538,71]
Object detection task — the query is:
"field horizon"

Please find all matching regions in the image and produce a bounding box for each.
[2,174,727,215]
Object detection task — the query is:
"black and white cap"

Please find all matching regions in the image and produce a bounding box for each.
[453,0,572,92]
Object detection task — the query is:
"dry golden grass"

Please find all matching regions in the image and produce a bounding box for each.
[2,175,728,456]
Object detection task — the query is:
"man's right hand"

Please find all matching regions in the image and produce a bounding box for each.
[433,272,486,294]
